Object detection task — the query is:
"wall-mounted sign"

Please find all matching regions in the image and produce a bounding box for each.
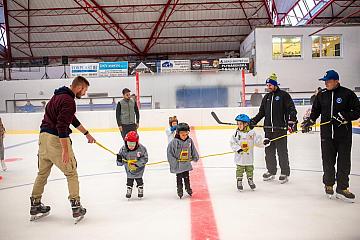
[219,58,249,71]
[98,62,128,77]
[70,63,98,77]
[160,60,191,73]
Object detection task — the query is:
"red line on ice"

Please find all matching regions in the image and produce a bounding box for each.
[190,128,219,240]
[4,157,23,162]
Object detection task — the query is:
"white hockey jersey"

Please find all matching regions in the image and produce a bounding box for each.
[230,129,265,166]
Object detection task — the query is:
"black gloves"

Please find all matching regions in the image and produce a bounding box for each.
[116,154,123,166]
[301,118,315,133]
[288,121,298,133]
[331,112,348,126]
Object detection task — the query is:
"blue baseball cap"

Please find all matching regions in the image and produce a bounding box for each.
[319,70,339,81]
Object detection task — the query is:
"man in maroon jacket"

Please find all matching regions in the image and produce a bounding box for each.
[30,76,96,223]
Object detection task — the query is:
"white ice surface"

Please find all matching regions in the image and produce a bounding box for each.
[1,130,359,240]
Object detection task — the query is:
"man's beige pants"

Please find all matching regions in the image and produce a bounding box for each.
[31,132,80,201]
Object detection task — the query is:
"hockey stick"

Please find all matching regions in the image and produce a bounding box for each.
[211,111,287,130]
[211,111,237,125]
[270,121,331,142]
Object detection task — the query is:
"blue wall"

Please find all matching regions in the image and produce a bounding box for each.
[176,87,228,108]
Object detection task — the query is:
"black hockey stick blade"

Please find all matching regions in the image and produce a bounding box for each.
[211,111,287,130]
[211,111,236,125]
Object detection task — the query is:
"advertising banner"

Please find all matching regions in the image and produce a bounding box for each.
[98,61,128,77]
[70,63,98,77]
[160,60,191,73]
[128,61,158,75]
[219,58,249,71]
[191,59,219,71]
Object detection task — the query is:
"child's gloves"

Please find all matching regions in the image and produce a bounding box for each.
[170,125,177,132]
[116,154,123,166]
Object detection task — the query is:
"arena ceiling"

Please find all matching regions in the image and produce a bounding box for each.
[0,0,359,62]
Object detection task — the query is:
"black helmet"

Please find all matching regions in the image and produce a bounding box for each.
[176,122,190,133]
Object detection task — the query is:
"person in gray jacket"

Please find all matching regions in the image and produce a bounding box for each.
[116,88,140,140]
[116,131,148,199]
[167,123,199,198]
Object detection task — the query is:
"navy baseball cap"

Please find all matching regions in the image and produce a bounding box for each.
[319,70,339,81]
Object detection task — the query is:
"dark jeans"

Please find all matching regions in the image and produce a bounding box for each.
[321,138,352,190]
[120,124,137,140]
[176,171,191,191]
[265,131,290,176]
[127,178,143,187]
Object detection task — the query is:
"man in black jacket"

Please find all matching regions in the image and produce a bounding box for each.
[251,73,297,184]
[301,70,360,202]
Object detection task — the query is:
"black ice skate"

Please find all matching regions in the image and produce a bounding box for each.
[184,177,192,196]
[248,177,256,190]
[237,178,243,191]
[263,172,275,181]
[324,186,334,198]
[30,197,50,221]
[126,186,133,199]
[1,160,7,171]
[336,189,355,203]
[177,187,183,199]
[138,185,144,199]
[185,187,193,196]
[71,199,86,224]
[279,175,289,184]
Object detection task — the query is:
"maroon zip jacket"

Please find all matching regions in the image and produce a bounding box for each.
[40,86,81,138]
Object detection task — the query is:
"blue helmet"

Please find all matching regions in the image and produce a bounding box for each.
[235,114,251,123]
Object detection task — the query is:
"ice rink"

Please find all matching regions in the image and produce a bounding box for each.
[1,129,360,240]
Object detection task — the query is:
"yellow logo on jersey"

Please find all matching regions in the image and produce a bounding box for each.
[179,149,189,162]
[127,159,138,171]
[241,141,249,153]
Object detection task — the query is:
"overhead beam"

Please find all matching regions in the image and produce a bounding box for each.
[262,0,273,24]
[328,0,357,23]
[143,0,179,54]
[238,0,253,30]
[143,0,174,54]
[277,0,301,23]
[11,50,240,61]
[10,17,269,32]
[306,0,336,24]
[8,1,265,17]
[73,0,141,54]
[12,34,247,45]
[28,0,33,57]
[3,0,12,61]
[309,8,360,36]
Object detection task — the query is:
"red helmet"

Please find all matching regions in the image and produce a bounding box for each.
[124,131,139,142]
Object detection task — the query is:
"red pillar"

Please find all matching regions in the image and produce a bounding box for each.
[135,72,140,109]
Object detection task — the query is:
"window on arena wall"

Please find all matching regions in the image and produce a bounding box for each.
[272,36,302,59]
[312,35,341,58]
